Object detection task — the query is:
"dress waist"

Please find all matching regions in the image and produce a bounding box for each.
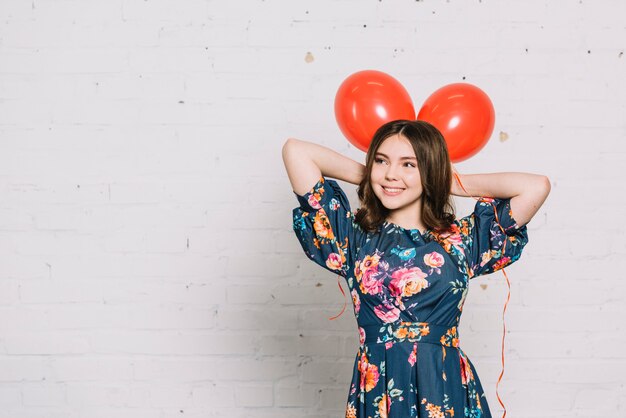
[359,321,460,347]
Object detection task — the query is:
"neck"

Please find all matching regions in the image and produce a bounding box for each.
[385,199,425,230]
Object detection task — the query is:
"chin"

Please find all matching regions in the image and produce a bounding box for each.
[376,196,403,210]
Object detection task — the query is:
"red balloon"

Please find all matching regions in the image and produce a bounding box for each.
[417,83,495,163]
[335,70,415,152]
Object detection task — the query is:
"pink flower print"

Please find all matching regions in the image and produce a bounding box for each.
[447,232,463,248]
[408,343,417,366]
[358,327,365,345]
[352,289,361,315]
[360,269,383,295]
[355,254,383,295]
[374,304,401,323]
[325,253,343,271]
[492,256,511,272]
[307,194,322,210]
[389,267,429,298]
[459,352,469,385]
[423,252,444,268]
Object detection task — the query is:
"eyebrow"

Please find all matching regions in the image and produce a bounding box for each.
[375,152,417,161]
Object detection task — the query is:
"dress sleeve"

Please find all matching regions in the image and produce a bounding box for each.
[458,197,529,279]
[292,176,355,277]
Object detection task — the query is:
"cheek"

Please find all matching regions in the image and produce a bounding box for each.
[405,171,421,182]
[370,167,383,182]
[405,172,422,186]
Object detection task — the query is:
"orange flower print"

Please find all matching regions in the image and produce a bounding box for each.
[394,327,408,339]
[356,254,381,277]
[377,393,388,418]
[325,252,343,271]
[404,276,429,296]
[352,290,361,315]
[459,219,471,236]
[424,251,445,268]
[313,210,335,240]
[358,352,380,392]
[479,250,494,267]
[421,398,445,418]
[386,322,431,343]
[440,327,459,348]
[345,402,357,418]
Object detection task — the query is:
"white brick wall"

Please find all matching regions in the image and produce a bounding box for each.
[1,0,624,416]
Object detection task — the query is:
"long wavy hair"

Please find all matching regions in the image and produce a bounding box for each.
[354,120,456,233]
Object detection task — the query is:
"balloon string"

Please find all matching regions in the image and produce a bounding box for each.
[328,274,347,321]
[495,268,511,418]
[453,172,510,418]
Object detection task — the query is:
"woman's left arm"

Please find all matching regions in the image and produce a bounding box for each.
[450,167,551,227]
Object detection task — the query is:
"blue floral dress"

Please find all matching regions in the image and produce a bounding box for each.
[292,176,529,418]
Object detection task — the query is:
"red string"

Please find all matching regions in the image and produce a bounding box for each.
[453,172,510,418]
[328,274,348,320]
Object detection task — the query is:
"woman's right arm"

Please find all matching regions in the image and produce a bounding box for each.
[281,138,366,195]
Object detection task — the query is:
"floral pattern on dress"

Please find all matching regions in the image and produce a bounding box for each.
[293,176,529,417]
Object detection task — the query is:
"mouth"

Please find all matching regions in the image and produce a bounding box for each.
[382,186,405,196]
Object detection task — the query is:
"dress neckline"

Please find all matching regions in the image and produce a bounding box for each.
[382,220,431,237]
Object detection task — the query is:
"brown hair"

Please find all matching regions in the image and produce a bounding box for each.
[354,120,456,233]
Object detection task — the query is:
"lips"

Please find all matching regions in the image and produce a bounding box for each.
[382,186,405,196]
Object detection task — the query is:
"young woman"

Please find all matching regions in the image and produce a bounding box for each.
[282,120,550,418]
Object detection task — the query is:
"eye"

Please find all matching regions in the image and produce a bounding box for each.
[374,158,387,164]
[404,162,416,168]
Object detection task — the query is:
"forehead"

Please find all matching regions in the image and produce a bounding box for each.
[376,134,415,157]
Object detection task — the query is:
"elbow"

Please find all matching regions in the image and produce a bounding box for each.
[540,175,552,197]
[531,175,551,211]
[283,137,299,149]
[282,137,299,158]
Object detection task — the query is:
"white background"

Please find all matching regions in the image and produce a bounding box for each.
[1,0,625,417]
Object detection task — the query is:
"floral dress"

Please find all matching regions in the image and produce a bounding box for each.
[292,176,529,418]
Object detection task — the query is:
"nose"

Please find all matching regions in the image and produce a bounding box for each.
[385,163,398,181]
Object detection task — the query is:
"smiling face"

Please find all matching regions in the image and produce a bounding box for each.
[370,134,424,218]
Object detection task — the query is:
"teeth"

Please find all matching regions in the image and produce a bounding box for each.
[384,187,403,192]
